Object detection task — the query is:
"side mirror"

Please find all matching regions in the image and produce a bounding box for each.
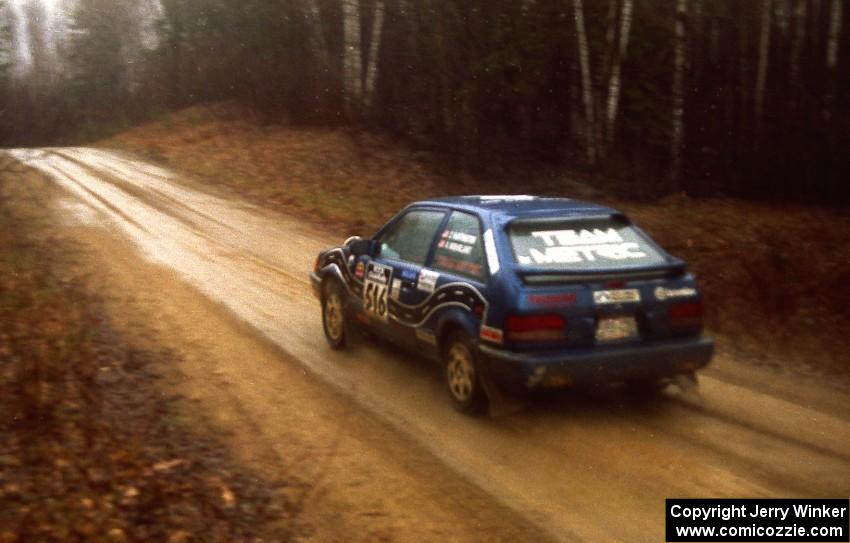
[349,238,377,257]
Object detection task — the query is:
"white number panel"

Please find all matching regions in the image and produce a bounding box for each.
[363,262,392,321]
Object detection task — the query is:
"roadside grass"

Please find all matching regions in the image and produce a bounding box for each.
[0,166,301,541]
[100,103,850,376]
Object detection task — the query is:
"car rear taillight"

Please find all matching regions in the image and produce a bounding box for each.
[506,314,566,342]
[668,300,704,328]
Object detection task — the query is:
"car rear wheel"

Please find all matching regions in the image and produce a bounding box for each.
[442,332,488,415]
[322,280,347,349]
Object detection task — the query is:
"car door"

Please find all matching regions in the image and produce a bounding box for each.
[425,210,490,342]
[364,208,446,345]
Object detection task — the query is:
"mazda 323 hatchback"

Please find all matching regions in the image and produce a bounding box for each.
[310,196,713,414]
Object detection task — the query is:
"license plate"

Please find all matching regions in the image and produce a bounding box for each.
[596,315,638,342]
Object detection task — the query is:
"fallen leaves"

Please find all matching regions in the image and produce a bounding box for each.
[0,180,301,541]
[153,458,185,472]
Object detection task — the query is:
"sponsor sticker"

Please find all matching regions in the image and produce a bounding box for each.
[479,195,536,203]
[417,269,440,293]
[366,262,391,285]
[354,261,365,279]
[516,227,648,265]
[480,325,504,344]
[593,289,641,305]
[654,286,697,301]
[434,255,484,278]
[390,278,402,300]
[442,230,477,244]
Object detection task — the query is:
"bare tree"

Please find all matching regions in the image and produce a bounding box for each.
[754,0,772,148]
[434,2,454,134]
[364,0,384,107]
[670,0,687,187]
[0,0,11,129]
[826,0,843,70]
[573,0,596,165]
[343,0,363,113]
[305,0,329,70]
[604,0,634,149]
[788,0,806,86]
[0,0,11,77]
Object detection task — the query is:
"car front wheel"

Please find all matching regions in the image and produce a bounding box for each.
[322,280,347,349]
[442,332,488,415]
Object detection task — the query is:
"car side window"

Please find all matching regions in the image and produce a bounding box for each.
[378,210,445,266]
[432,211,487,280]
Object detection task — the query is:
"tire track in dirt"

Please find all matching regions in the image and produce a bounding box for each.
[8,147,850,543]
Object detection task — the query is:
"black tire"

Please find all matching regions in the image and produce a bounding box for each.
[441,331,488,415]
[322,280,347,349]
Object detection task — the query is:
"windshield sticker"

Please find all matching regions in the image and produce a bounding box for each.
[417,269,440,293]
[516,227,648,265]
[654,286,697,300]
[438,230,476,255]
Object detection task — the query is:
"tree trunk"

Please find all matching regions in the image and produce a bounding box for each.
[670,0,687,188]
[434,3,453,134]
[306,0,328,69]
[604,0,634,148]
[573,0,596,165]
[364,0,384,108]
[788,0,806,84]
[754,0,772,149]
[826,0,842,70]
[343,0,363,114]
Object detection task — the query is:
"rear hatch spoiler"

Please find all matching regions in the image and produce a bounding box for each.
[516,260,687,285]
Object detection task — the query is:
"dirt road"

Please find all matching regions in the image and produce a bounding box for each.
[7,148,850,542]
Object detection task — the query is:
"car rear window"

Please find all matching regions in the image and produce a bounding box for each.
[508,217,666,270]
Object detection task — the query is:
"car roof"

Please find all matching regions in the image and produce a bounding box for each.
[414,195,619,219]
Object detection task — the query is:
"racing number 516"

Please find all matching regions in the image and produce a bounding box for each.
[364,282,387,318]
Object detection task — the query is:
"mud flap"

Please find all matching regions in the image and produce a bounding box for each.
[478,359,527,417]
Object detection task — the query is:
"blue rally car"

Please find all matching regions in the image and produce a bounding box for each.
[310,196,713,414]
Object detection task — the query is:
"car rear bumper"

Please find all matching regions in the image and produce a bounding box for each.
[479,336,713,392]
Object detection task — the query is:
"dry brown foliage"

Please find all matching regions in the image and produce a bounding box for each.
[0,175,301,542]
